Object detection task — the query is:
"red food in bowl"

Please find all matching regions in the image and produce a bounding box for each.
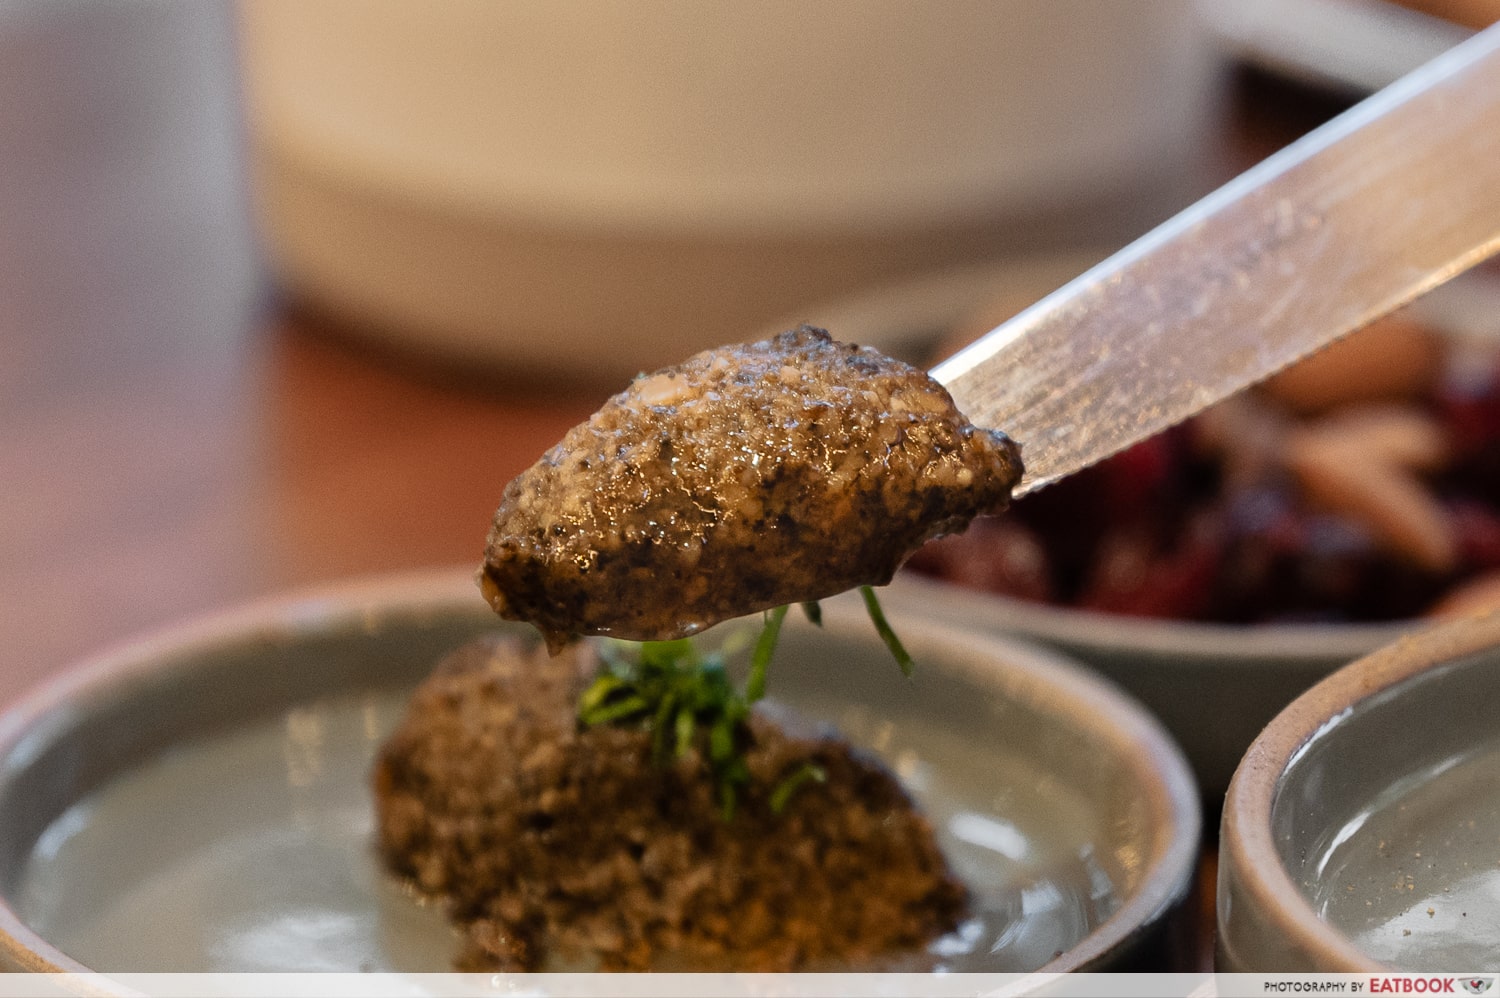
[908,317,1500,625]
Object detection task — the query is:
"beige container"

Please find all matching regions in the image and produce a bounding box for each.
[237,1,1216,382]
[237,0,1218,381]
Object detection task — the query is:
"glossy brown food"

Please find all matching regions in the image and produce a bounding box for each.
[373,634,968,971]
[480,325,1022,649]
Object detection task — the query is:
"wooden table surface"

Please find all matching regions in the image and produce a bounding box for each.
[0,23,1376,972]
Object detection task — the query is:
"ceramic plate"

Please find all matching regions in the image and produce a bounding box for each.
[0,570,1199,980]
[1219,610,1500,970]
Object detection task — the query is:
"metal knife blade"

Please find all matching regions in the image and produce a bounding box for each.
[930,23,1500,497]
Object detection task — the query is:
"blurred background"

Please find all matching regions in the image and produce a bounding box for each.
[2,0,1497,704]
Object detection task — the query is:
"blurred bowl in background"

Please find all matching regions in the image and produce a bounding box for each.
[888,573,1405,812]
[1217,610,1500,971]
[809,258,1500,805]
[235,0,1217,384]
[756,249,1116,366]
[900,283,1500,802]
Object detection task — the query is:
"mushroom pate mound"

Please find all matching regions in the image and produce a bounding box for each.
[373,634,969,972]
[480,325,1023,649]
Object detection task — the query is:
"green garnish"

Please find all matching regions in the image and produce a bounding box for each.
[769,762,828,814]
[578,635,754,817]
[744,605,788,704]
[575,587,914,820]
[861,585,913,677]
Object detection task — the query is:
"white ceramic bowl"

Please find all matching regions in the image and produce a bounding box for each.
[235,1,1215,383]
[0,570,1199,979]
[1217,610,1500,971]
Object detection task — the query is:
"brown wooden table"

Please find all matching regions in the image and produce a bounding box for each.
[0,35,1368,972]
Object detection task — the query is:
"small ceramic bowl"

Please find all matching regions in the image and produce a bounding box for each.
[888,573,1407,809]
[0,569,1200,979]
[881,265,1500,807]
[1217,610,1500,971]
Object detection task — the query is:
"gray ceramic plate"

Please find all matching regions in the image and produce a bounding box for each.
[1218,610,1500,971]
[0,569,1199,978]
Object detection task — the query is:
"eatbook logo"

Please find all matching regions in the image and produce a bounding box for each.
[1462,980,1494,996]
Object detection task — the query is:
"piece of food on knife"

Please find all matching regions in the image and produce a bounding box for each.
[479,324,1023,651]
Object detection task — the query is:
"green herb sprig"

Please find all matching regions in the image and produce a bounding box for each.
[575,588,911,820]
[860,585,913,676]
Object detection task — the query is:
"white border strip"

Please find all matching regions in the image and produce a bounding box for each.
[0,974,1494,998]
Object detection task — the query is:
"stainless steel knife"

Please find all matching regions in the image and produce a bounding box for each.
[930,22,1500,497]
